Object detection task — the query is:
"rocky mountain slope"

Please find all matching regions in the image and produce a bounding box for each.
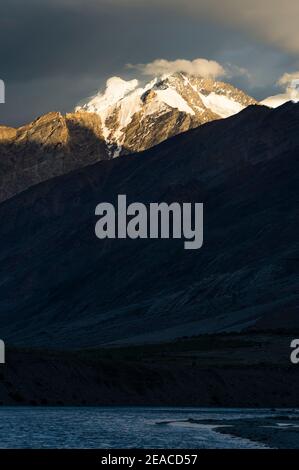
[0,102,298,348]
[0,73,256,202]
[0,111,108,203]
[77,73,257,156]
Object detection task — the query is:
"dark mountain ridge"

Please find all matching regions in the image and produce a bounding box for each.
[0,102,298,348]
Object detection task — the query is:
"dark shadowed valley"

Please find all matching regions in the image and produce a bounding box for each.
[0,101,298,408]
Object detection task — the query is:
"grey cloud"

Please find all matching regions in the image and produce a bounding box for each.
[0,0,298,126]
[97,0,299,56]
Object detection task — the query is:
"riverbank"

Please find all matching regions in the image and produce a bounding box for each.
[0,331,298,407]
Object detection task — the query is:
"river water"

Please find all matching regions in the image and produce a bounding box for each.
[0,407,297,448]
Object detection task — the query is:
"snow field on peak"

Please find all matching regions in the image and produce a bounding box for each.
[199,91,244,118]
[83,77,139,113]
[155,88,195,115]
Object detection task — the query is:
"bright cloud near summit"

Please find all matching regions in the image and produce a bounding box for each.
[127,58,226,79]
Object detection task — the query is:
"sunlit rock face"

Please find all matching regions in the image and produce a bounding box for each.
[0,111,108,202]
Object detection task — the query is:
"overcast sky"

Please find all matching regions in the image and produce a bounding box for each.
[0,0,299,126]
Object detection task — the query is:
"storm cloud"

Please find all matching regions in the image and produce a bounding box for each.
[0,0,298,126]
[107,0,299,56]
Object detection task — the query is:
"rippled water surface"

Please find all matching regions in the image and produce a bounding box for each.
[0,407,297,448]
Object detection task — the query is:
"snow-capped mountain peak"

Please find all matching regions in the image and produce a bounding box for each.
[76,72,257,157]
[261,91,299,109]
[81,77,140,114]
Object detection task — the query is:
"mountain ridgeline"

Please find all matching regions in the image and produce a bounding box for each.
[0,102,298,348]
[76,73,257,156]
[0,73,256,202]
